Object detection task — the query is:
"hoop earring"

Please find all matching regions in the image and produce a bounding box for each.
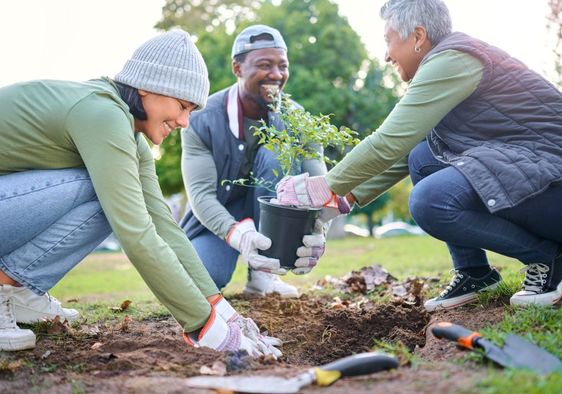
[414,47,421,53]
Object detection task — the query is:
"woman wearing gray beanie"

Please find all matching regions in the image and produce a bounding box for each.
[0,29,282,358]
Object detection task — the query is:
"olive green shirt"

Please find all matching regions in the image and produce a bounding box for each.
[0,78,218,332]
[326,50,484,206]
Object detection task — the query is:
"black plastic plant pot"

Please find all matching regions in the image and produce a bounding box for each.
[257,196,321,269]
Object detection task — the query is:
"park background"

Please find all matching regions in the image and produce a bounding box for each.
[0,3,560,392]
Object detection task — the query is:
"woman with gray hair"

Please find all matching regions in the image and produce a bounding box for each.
[276,0,562,311]
[0,29,281,357]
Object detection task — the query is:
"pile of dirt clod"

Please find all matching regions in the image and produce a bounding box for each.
[230,294,430,365]
[0,294,429,391]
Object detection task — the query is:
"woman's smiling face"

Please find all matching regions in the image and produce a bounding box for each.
[384,23,423,82]
[135,90,197,145]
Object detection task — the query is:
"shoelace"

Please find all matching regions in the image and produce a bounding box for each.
[0,295,16,329]
[440,269,464,297]
[521,263,549,293]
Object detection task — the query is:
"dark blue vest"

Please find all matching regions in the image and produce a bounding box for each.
[425,33,562,212]
[180,86,286,238]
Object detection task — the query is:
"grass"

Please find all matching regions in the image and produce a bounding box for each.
[46,235,561,392]
[50,235,522,301]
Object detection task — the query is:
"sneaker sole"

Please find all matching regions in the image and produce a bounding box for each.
[0,335,36,351]
[510,281,562,307]
[425,282,500,312]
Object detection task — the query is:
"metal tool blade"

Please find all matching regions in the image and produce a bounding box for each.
[185,372,314,394]
[501,334,562,374]
[476,335,562,374]
[475,338,514,368]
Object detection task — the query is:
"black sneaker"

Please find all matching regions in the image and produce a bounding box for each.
[510,256,562,306]
[424,268,502,312]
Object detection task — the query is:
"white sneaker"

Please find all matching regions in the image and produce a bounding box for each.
[510,262,562,306]
[11,286,79,323]
[243,270,299,298]
[0,285,36,351]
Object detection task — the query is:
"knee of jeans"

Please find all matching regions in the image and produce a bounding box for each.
[210,268,235,290]
[409,182,436,232]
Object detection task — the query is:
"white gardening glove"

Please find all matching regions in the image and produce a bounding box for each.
[183,306,264,357]
[211,295,282,359]
[226,218,287,275]
[293,232,326,275]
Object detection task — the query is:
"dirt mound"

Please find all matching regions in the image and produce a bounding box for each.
[2,293,509,394]
[233,294,429,365]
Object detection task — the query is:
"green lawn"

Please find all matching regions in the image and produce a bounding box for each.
[50,235,521,301]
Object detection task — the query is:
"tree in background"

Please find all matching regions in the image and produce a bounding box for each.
[153,0,399,198]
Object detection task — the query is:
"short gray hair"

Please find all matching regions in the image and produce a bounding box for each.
[380,0,452,45]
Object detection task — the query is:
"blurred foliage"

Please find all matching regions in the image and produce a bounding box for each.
[382,178,413,222]
[547,0,562,89]
[349,192,389,236]
[154,0,401,226]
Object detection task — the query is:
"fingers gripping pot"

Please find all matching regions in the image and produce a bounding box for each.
[257,196,320,269]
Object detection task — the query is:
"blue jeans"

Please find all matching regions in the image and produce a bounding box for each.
[0,168,111,294]
[408,141,562,270]
[190,146,283,289]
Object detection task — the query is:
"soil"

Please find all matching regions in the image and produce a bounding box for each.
[0,293,507,393]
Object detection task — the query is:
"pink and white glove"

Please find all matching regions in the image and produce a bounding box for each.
[183,306,263,357]
[211,295,282,359]
[293,232,326,275]
[275,173,351,214]
[226,218,287,275]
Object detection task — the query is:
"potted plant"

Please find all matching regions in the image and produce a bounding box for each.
[222,93,359,268]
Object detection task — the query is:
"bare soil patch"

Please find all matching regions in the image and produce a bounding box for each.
[0,293,506,393]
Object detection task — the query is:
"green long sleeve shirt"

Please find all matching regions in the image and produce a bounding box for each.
[326,50,484,206]
[0,78,218,332]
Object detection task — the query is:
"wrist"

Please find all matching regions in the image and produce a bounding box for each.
[226,218,255,250]
[210,294,239,322]
[345,192,356,205]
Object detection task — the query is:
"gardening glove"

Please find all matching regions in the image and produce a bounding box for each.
[226,218,287,275]
[210,295,283,359]
[275,173,351,216]
[183,307,264,357]
[293,232,326,275]
[292,202,347,275]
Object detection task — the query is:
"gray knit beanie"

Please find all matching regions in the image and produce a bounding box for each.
[115,29,209,110]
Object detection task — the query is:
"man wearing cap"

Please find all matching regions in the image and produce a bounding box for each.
[179,25,327,297]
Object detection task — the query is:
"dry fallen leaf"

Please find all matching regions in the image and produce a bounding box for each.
[0,359,24,373]
[120,315,132,332]
[392,285,408,297]
[80,325,101,337]
[108,299,132,313]
[91,342,103,350]
[199,360,227,376]
[39,316,74,335]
